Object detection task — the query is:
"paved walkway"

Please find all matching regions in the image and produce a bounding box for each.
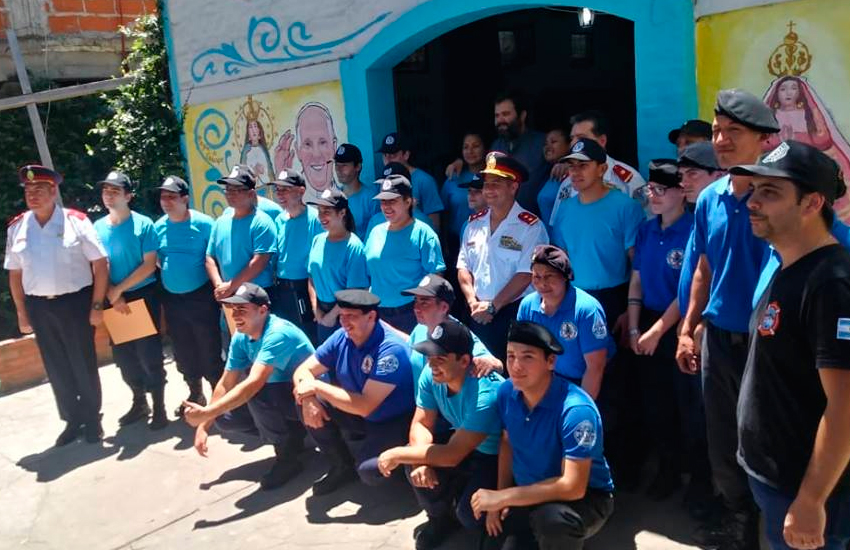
[0,359,707,550]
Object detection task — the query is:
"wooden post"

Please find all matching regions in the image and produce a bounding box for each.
[7,29,54,170]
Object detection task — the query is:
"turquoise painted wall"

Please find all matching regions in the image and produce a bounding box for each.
[341,0,697,180]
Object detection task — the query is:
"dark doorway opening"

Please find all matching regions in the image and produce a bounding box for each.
[392,7,637,180]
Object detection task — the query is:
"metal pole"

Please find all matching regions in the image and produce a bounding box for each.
[7,29,54,170]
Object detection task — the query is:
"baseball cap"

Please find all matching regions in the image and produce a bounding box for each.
[714,89,780,134]
[378,132,408,154]
[479,151,529,183]
[374,174,413,200]
[402,275,456,305]
[307,187,349,209]
[218,165,257,189]
[335,289,381,311]
[158,175,189,195]
[413,320,474,357]
[220,282,271,306]
[379,162,411,181]
[458,174,483,190]
[98,170,133,190]
[334,143,363,164]
[271,170,306,187]
[18,164,63,186]
[668,119,712,144]
[729,140,847,204]
[560,138,607,164]
[531,245,573,280]
[678,142,721,172]
[648,159,682,188]
[507,321,564,355]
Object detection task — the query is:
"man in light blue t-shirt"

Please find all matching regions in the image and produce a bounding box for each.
[377,320,504,549]
[183,283,314,491]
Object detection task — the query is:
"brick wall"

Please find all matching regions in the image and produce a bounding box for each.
[0,0,157,38]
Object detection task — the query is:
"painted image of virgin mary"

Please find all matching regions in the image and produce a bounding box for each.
[240,118,275,185]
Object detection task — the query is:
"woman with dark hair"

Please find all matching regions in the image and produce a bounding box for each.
[441,132,487,243]
[536,127,572,232]
[307,188,370,343]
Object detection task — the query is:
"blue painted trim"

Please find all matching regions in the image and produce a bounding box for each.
[341,0,697,179]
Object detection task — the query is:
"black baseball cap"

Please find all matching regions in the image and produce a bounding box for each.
[271,170,306,187]
[668,119,712,144]
[379,161,411,181]
[378,132,408,154]
[714,89,780,134]
[307,187,349,209]
[648,159,682,188]
[458,174,483,190]
[413,320,474,357]
[220,282,270,306]
[507,321,564,355]
[18,164,62,186]
[560,138,607,164]
[98,170,133,190]
[678,142,721,172]
[218,164,257,189]
[730,140,847,204]
[402,274,455,305]
[335,289,381,312]
[479,151,529,183]
[334,143,363,164]
[374,174,413,200]
[531,245,573,280]
[158,175,190,195]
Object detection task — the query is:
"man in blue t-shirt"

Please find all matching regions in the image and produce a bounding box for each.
[376,320,504,549]
[517,245,613,399]
[205,165,276,301]
[183,283,314,490]
[378,133,444,230]
[334,143,378,240]
[155,176,224,418]
[471,321,614,550]
[292,289,415,495]
[94,170,167,431]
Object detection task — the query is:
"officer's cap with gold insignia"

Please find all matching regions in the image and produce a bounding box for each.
[18,164,63,187]
[479,151,529,183]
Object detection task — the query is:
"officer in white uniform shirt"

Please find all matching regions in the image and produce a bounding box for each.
[4,165,109,446]
[457,152,548,364]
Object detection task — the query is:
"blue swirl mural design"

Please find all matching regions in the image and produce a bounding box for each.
[191,12,391,83]
[193,107,232,216]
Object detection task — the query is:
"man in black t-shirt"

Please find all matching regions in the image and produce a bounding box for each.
[732,140,850,550]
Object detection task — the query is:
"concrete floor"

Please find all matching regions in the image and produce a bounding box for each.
[0,359,708,550]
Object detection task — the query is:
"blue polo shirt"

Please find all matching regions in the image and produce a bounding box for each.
[633,212,694,313]
[497,375,613,491]
[551,189,645,290]
[206,208,276,288]
[275,206,325,280]
[417,369,505,455]
[365,205,435,235]
[537,176,560,234]
[692,176,768,333]
[364,220,445,308]
[752,218,850,309]
[345,184,379,241]
[677,230,699,317]
[517,288,615,381]
[94,210,158,291]
[307,232,370,303]
[411,169,444,216]
[441,170,475,238]
[315,321,415,422]
[225,314,315,383]
[408,316,494,387]
[154,210,214,294]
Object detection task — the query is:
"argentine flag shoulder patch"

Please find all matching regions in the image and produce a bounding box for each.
[837,318,850,341]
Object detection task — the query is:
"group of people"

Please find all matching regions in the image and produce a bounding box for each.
[5,86,850,550]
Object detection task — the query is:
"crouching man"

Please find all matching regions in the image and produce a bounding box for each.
[377,320,505,549]
[472,321,615,550]
[184,283,314,490]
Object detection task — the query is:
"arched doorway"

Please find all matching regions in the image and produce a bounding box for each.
[340,0,696,181]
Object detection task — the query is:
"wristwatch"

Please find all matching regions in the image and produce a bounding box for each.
[628,328,640,337]
[486,302,497,316]
[91,301,104,311]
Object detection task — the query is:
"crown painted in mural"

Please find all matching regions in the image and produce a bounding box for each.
[241,95,263,122]
[767,20,812,77]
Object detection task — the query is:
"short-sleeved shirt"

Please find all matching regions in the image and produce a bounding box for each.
[225,314,315,383]
[314,321,415,422]
[223,195,283,222]
[408,316,494,388]
[497,375,614,491]
[633,212,694,312]
[417,369,505,455]
[549,155,646,224]
[411,169,444,216]
[492,131,548,215]
[738,244,850,494]
[275,206,325,280]
[364,219,445,308]
[692,176,768,333]
[441,169,476,239]
[154,210,214,294]
[517,289,615,380]
[308,232,370,303]
[344,184,379,241]
[457,202,549,301]
[94,211,158,291]
[4,207,106,296]
[365,207,434,236]
[537,176,561,234]
[206,208,276,288]
[551,189,644,290]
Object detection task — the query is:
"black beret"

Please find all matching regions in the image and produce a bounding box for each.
[508,321,564,355]
[714,89,780,134]
[334,289,380,311]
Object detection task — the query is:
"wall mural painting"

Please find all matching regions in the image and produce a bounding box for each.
[185,81,347,216]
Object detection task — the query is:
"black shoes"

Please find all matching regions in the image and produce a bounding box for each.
[415,514,460,550]
[174,380,206,417]
[119,392,151,426]
[646,462,682,501]
[84,421,104,443]
[260,459,303,490]
[55,423,82,447]
[312,464,357,496]
[692,507,759,549]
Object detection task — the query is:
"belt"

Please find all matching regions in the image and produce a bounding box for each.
[378,302,414,316]
[317,299,336,314]
[275,278,308,291]
[26,287,88,300]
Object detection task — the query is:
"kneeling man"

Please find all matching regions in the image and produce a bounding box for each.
[472,321,615,550]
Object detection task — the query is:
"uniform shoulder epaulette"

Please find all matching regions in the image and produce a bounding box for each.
[66,209,88,220]
[7,212,25,227]
[469,208,489,222]
[612,164,633,183]
[518,211,539,225]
